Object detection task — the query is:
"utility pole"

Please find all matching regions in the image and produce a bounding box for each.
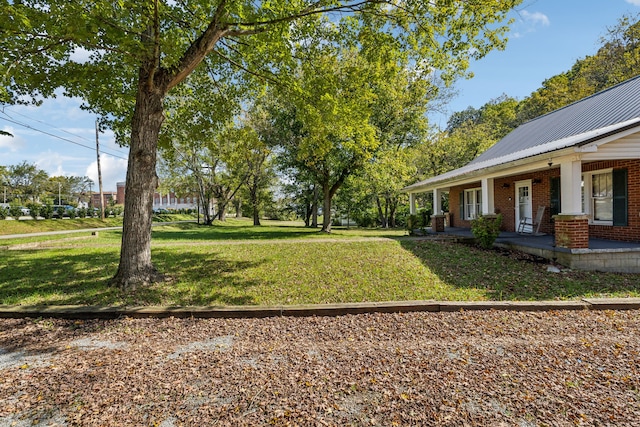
[88,181,93,209]
[96,119,105,220]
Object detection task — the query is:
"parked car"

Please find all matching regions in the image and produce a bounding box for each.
[52,205,77,218]
[20,207,30,216]
[153,208,170,214]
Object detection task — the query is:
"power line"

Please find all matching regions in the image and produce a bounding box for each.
[0,114,129,161]
[2,107,129,156]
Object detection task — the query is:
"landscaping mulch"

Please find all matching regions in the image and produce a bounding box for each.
[1,309,639,426]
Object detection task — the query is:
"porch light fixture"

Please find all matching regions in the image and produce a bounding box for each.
[532,178,542,184]
[548,158,553,167]
[501,183,510,189]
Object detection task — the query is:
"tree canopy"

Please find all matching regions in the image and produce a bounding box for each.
[1,0,522,288]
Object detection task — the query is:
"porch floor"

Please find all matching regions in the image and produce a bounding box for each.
[427,227,640,252]
[422,227,640,273]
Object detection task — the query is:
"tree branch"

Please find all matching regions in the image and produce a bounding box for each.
[212,48,279,85]
[226,0,378,27]
[165,0,231,90]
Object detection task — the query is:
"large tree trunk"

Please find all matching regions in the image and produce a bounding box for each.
[311,185,318,228]
[321,182,332,233]
[217,203,226,221]
[388,196,397,228]
[234,197,242,218]
[111,78,165,290]
[375,196,387,228]
[250,182,261,226]
[304,202,311,227]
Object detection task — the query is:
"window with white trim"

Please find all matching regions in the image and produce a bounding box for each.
[582,168,613,224]
[464,188,482,220]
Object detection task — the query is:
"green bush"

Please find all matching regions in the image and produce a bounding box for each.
[9,203,23,218]
[68,208,77,219]
[0,206,7,219]
[26,202,41,219]
[406,209,432,235]
[420,209,432,228]
[40,203,54,220]
[471,214,503,249]
[353,210,376,228]
[77,207,87,218]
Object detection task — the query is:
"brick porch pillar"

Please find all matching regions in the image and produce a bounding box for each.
[432,214,446,232]
[553,214,589,249]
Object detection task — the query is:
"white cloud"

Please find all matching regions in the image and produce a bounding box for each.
[626,0,640,6]
[521,10,550,27]
[35,151,87,178]
[0,126,28,153]
[86,154,128,191]
[510,10,550,38]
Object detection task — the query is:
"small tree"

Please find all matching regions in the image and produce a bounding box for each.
[471,214,503,249]
[40,202,54,220]
[26,202,40,219]
[9,203,23,219]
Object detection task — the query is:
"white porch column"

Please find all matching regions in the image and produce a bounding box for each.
[433,188,442,215]
[481,178,495,215]
[560,159,583,214]
[409,193,416,215]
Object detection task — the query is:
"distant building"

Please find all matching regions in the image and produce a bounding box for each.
[113,181,198,211]
[153,191,199,211]
[116,181,125,205]
[90,191,118,208]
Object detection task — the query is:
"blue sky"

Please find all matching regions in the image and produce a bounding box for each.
[1,0,640,190]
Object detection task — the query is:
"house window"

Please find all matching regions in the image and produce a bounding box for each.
[583,169,613,224]
[464,188,482,220]
[581,168,628,226]
[592,172,613,221]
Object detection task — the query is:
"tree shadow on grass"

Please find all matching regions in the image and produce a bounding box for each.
[399,239,640,301]
[151,222,320,242]
[0,248,268,306]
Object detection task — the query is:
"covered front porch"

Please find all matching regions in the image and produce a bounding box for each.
[420,226,640,273]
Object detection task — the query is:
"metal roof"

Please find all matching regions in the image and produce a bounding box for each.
[469,74,640,165]
[404,75,640,192]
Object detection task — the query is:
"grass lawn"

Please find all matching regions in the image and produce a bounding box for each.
[1,218,639,306]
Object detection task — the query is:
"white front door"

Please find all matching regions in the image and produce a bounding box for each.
[515,180,533,232]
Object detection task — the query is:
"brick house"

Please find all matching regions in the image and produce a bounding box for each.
[404,75,640,250]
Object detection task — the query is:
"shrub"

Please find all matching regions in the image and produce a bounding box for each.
[40,203,54,219]
[471,214,503,249]
[9,203,23,218]
[77,207,87,218]
[0,206,7,219]
[406,209,431,235]
[68,208,77,219]
[26,202,41,219]
[353,210,376,228]
[420,209,432,228]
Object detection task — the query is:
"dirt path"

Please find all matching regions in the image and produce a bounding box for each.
[1,310,639,426]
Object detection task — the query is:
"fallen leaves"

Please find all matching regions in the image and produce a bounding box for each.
[0,310,639,425]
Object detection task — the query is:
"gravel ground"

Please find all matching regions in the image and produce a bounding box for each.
[1,309,639,426]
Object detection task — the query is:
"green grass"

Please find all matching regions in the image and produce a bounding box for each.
[0,213,196,236]
[0,217,124,235]
[1,218,639,306]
